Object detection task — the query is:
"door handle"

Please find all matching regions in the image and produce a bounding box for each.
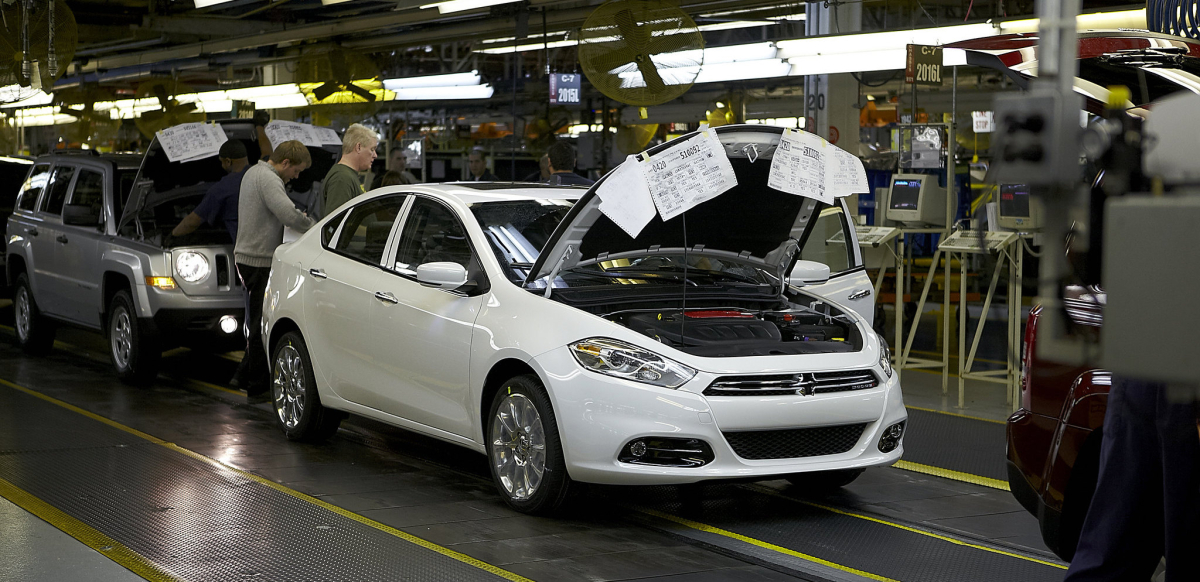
[374,291,399,305]
[848,288,872,300]
[28,227,38,237]
[56,234,68,244]
[308,268,327,279]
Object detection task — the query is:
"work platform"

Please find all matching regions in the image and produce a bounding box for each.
[0,322,1064,582]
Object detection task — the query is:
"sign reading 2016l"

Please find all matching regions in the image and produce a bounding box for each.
[549,74,581,104]
[905,44,943,87]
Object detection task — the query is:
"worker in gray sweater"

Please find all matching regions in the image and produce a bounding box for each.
[232,140,316,396]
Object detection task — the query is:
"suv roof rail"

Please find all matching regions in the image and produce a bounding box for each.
[50,148,102,156]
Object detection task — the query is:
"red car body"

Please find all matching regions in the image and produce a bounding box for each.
[1007,294,1108,560]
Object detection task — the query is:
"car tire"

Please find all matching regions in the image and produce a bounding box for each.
[108,290,161,386]
[486,374,572,515]
[271,331,342,443]
[12,273,55,355]
[784,468,865,493]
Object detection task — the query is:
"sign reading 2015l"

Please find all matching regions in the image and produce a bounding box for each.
[550,74,582,104]
[905,45,943,87]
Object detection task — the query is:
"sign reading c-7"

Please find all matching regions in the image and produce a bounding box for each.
[550,74,581,104]
[905,44,943,87]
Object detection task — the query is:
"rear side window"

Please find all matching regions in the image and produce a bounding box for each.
[71,169,105,212]
[331,195,407,265]
[321,210,347,247]
[17,164,51,211]
[40,165,76,215]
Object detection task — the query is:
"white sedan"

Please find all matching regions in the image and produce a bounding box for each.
[263,126,906,514]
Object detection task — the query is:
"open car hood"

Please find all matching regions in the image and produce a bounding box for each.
[525,125,858,285]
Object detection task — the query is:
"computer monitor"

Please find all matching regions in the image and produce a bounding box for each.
[885,173,947,227]
[996,183,1042,231]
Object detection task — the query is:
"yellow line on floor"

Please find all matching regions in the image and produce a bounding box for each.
[636,507,899,582]
[0,380,533,582]
[893,459,1011,491]
[741,484,1066,570]
[906,405,1007,425]
[0,477,184,582]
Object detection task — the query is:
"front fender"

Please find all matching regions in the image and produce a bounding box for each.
[101,247,154,318]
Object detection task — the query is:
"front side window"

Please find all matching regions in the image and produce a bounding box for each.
[394,198,474,274]
[799,203,854,275]
[17,164,51,211]
[331,195,407,265]
[41,165,76,215]
[71,169,106,213]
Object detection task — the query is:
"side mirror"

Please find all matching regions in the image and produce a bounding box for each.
[62,204,102,227]
[416,262,468,290]
[788,260,831,287]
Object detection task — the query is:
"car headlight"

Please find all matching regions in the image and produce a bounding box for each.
[175,251,210,283]
[569,338,696,389]
[879,338,893,378]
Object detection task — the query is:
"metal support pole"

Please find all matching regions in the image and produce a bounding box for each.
[894,238,904,379]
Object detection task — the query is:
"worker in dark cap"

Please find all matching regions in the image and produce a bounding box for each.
[170,139,251,243]
[545,141,594,186]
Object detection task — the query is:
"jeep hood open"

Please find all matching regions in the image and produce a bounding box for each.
[525,125,854,285]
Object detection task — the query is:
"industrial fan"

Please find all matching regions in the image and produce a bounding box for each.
[297,48,381,127]
[58,86,120,147]
[524,107,573,150]
[578,0,704,107]
[134,78,204,138]
[615,123,658,155]
[0,0,77,101]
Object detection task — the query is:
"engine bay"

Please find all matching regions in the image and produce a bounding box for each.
[605,295,862,357]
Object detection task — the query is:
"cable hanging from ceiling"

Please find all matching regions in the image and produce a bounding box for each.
[1147,0,1200,38]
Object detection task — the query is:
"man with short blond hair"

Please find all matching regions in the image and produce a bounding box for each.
[322,123,378,216]
[232,139,316,396]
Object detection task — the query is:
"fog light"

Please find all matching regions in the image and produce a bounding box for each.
[629,440,648,457]
[619,437,714,467]
[878,420,906,453]
[219,315,239,334]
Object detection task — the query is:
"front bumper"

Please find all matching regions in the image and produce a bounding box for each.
[533,347,907,485]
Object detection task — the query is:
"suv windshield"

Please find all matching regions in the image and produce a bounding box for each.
[470,199,574,283]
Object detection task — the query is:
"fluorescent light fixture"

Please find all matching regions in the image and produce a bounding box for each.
[0,88,53,109]
[8,106,75,127]
[420,0,521,14]
[788,50,908,76]
[474,39,577,55]
[0,156,34,164]
[250,94,312,109]
[747,117,804,129]
[1001,8,1145,34]
[383,72,482,90]
[777,23,995,59]
[390,85,495,100]
[320,0,353,4]
[696,20,777,32]
[225,83,303,100]
[194,0,237,7]
[617,58,791,88]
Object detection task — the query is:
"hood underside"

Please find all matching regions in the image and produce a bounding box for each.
[526,126,838,284]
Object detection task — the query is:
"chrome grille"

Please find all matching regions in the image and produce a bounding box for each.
[724,423,868,460]
[703,370,878,397]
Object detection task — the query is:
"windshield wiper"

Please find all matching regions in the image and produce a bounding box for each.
[605,265,763,285]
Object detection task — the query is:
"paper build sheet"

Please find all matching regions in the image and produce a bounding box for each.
[641,130,737,221]
[264,120,323,148]
[597,155,657,239]
[156,123,228,162]
[768,128,831,204]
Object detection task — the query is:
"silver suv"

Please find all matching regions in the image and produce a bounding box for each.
[7,137,251,384]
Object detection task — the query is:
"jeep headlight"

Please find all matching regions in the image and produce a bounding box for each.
[879,339,893,378]
[175,251,210,283]
[569,338,696,389]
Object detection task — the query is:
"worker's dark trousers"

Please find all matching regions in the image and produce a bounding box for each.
[232,264,271,393]
[1064,379,1199,582]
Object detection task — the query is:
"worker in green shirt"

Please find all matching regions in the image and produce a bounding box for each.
[321,123,379,217]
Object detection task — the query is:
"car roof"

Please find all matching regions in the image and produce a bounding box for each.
[370,182,583,205]
[33,151,142,170]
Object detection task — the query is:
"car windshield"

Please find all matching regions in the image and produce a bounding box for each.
[470,199,574,283]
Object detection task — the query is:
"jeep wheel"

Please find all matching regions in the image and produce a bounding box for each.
[13,273,55,355]
[108,290,160,385]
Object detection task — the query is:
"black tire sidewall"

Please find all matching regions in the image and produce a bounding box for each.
[14,273,53,354]
[485,374,571,514]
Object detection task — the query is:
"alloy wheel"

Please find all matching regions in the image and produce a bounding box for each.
[15,287,30,341]
[490,393,547,501]
[273,345,305,429]
[110,308,132,368]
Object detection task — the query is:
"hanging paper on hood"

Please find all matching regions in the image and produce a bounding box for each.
[640,129,737,221]
[826,147,870,196]
[156,122,228,163]
[597,155,657,239]
[768,128,832,204]
[264,120,339,148]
